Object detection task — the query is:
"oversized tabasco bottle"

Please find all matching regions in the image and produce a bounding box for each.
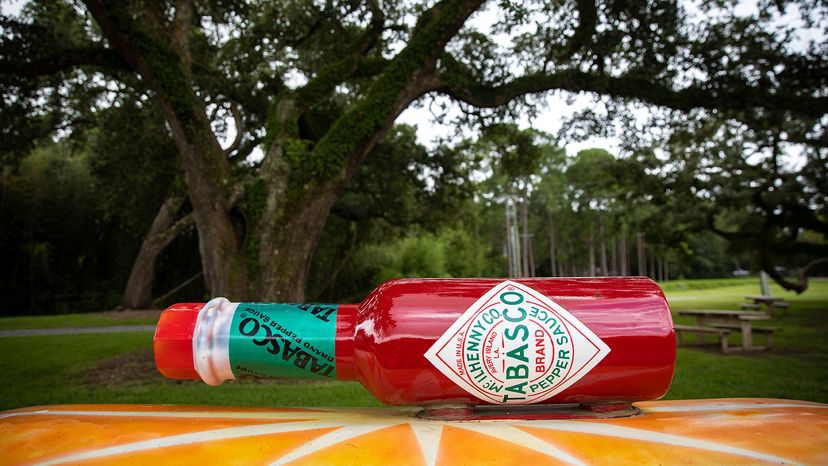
[154,278,675,407]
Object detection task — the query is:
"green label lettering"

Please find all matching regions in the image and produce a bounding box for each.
[229,303,337,379]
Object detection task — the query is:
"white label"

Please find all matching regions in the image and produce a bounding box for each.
[425,280,610,404]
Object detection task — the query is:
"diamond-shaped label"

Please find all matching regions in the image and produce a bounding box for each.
[425,280,611,404]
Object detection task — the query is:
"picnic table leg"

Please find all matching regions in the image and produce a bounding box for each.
[740,320,753,350]
[695,317,707,344]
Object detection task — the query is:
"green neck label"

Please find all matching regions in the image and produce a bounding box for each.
[229,303,338,379]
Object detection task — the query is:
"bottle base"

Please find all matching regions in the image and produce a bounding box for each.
[416,402,639,421]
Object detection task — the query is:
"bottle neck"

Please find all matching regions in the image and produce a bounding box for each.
[192,300,354,384]
[335,304,358,380]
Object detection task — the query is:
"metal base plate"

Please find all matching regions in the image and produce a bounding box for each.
[417,402,640,421]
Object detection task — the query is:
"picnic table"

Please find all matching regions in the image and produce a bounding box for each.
[678,309,772,351]
[744,295,789,314]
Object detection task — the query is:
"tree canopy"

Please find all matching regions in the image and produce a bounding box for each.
[1,0,825,309]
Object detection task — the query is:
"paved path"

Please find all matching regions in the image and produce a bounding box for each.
[0,325,156,337]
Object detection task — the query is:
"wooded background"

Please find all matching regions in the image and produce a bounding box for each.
[1,0,825,314]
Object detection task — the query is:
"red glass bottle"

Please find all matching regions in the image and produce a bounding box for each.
[154,277,675,406]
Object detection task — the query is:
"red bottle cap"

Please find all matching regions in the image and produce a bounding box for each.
[153,303,204,380]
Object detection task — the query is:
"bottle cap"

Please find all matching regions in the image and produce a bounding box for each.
[153,303,204,380]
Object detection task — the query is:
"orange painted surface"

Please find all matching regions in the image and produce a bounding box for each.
[1,399,826,465]
[438,426,571,466]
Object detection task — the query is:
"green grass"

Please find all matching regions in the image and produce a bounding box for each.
[665,349,828,402]
[667,278,828,353]
[664,278,828,402]
[659,276,759,292]
[0,277,826,410]
[0,332,380,410]
[0,311,160,330]
[665,277,828,312]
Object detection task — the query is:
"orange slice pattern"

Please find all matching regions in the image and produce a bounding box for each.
[1,399,826,465]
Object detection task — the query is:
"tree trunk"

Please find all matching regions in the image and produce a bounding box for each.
[656,255,663,282]
[257,67,442,299]
[177,123,249,298]
[599,213,608,276]
[512,223,522,278]
[88,0,486,302]
[505,200,514,277]
[637,232,646,276]
[588,220,596,277]
[520,198,530,277]
[610,235,617,276]
[257,184,342,300]
[253,1,484,299]
[619,234,628,276]
[83,1,250,298]
[122,195,193,309]
[548,210,557,277]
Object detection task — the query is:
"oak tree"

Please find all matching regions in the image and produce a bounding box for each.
[3,0,824,299]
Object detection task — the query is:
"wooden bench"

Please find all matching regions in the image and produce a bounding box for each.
[709,323,779,350]
[776,302,790,315]
[739,302,761,310]
[674,325,732,352]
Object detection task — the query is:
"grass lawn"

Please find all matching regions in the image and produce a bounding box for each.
[662,277,828,403]
[1,277,826,410]
[0,332,380,411]
[0,310,160,330]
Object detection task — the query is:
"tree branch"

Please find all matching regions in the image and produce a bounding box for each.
[759,246,806,293]
[278,0,334,49]
[434,60,828,119]
[304,0,486,182]
[81,0,200,122]
[223,103,244,155]
[163,211,196,246]
[559,0,597,59]
[292,0,388,112]
[0,46,128,78]
[171,0,196,72]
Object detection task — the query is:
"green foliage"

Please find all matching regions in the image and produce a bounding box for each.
[658,112,828,290]
[282,138,314,173]
[371,234,449,282]
[342,225,498,294]
[88,97,181,234]
[669,231,744,279]
[106,6,196,122]
[566,148,618,206]
[487,124,550,181]
[0,96,199,315]
[2,0,825,307]
[304,0,468,181]
[0,141,119,314]
[0,2,110,163]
